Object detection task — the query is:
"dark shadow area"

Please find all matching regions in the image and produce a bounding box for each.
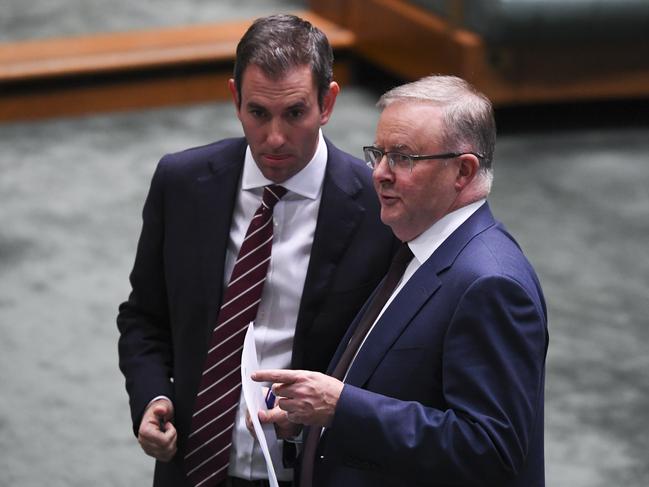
[496,98,649,134]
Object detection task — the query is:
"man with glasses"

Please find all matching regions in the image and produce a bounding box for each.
[254,75,548,487]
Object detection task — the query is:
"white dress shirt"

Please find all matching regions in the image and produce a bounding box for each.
[228,131,328,481]
[344,199,486,378]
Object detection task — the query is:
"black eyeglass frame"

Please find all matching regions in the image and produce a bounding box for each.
[363,146,484,172]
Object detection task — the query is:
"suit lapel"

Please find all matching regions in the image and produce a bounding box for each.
[343,267,441,386]
[295,140,366,338]
[194,140,246,339]
[344,203,498,387]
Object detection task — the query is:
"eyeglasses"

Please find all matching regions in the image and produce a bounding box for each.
[363,146,484,173]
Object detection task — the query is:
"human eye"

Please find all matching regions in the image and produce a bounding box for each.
[286,106,305,120]
[389,152,412,168]
[247,106,268,119]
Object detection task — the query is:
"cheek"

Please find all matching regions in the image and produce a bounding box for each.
[296,127,320,152]
[398,181,418,206]
[402,185,434,219]
[238,118,253,137]
[372,176,381,193]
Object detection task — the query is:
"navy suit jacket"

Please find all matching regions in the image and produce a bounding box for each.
[309,203,548,487]
[117,137,396,486]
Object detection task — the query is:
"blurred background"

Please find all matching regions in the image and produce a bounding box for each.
[1,0,648,485]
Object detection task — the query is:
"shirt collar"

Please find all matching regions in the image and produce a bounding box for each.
[407,199,486,265]
[240,130,327,200]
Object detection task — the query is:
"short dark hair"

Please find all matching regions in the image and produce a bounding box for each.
[233,14,334,108]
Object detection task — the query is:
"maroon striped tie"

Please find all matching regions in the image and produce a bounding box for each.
[185,184,287,487]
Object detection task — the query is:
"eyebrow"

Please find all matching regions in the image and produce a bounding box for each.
[392,143,411,151]
[376,143,412,153]
[286,101,307,110]
[245,101,266,110]
[244,100,309,112]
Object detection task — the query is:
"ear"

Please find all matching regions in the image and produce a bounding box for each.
[454,153,481,191]
[319,81,340,126]
[228,78,241,117]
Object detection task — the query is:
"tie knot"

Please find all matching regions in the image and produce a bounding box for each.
[394,242,414,267]
[262,184,287,210]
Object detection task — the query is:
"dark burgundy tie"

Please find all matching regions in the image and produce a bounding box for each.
[185,184,287,487]
[299,243,413,487]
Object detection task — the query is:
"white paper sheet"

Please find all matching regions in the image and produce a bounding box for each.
[241,322,280,487]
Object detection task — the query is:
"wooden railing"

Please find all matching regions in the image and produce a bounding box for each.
[0,11,354,122]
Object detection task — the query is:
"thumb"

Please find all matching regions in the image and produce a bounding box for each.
[257,409,269,423]
[152,403,173,420]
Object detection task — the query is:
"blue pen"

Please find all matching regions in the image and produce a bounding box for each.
[265,388,276,409]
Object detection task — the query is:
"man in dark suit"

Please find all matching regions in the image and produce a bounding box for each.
[254,75,549,486]
[116,14,395,487]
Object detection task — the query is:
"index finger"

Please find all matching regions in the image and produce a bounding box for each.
[251,369,302,384]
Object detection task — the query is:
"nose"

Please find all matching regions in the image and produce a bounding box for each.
[372,154,394,184]
[266,118,286,149]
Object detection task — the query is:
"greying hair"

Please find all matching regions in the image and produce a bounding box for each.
[378,75,496,190]
[233,14,334,108]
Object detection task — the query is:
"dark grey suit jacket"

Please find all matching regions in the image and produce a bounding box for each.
[117,137,396,485]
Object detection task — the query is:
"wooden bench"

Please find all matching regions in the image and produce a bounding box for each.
[0,11,355,122]
[310,0,649,106]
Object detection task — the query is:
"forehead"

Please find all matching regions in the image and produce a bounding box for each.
[376,101,443,149]
[240,64,317,105]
